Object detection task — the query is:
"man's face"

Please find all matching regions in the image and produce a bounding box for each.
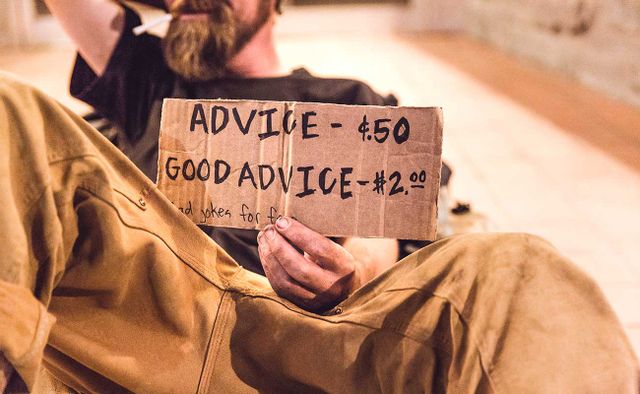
[162,0,274,81]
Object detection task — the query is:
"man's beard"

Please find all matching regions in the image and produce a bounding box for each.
[163,0,272,82]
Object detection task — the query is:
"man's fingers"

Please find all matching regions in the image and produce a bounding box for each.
[272,217,348,269]
[258,221,358,311]
[258,229,317,305]
[260,226,336,293]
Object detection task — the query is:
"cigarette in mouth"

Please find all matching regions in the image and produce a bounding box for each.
[133,13,174,36]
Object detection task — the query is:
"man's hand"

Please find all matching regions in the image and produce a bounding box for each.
[257,217,363,312]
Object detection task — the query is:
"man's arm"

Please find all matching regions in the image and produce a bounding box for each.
[44,0,125,76]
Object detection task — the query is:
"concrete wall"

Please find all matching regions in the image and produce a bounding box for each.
[465,0,640,107]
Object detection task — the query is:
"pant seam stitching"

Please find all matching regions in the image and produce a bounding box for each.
[228,290,451,353]
[428,289,499,393]
[48,153,98,166]
[197,290,228,393]
[75,185,226,290]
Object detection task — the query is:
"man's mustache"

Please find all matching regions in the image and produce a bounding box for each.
[170,0,233,14]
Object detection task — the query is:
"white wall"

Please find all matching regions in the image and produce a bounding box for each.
[465,0,640,107]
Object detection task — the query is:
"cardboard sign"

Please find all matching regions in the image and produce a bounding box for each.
[157,99,443,240]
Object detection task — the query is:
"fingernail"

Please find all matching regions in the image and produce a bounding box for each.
[276,216,290,230]
[265,227,276,240]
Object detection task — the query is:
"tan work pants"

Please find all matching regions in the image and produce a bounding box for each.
[0,72,638,393]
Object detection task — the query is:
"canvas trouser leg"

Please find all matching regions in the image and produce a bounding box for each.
[0,72,638,393]
[0,72,245,393]
[221,233,640,393]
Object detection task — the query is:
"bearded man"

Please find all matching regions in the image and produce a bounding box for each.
[45,0,401,311]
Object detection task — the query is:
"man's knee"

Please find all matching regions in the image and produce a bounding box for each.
[413,232,558,273]
[432,232,576,277]
[406,232,601,308]
[427,232,614,331]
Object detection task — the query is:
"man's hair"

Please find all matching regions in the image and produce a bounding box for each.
[276,0,282,14]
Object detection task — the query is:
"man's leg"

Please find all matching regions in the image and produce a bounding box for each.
[218,233,639,392]
[0,71,249,392]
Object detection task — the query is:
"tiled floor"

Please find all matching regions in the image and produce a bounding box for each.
[1,32,639,358]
